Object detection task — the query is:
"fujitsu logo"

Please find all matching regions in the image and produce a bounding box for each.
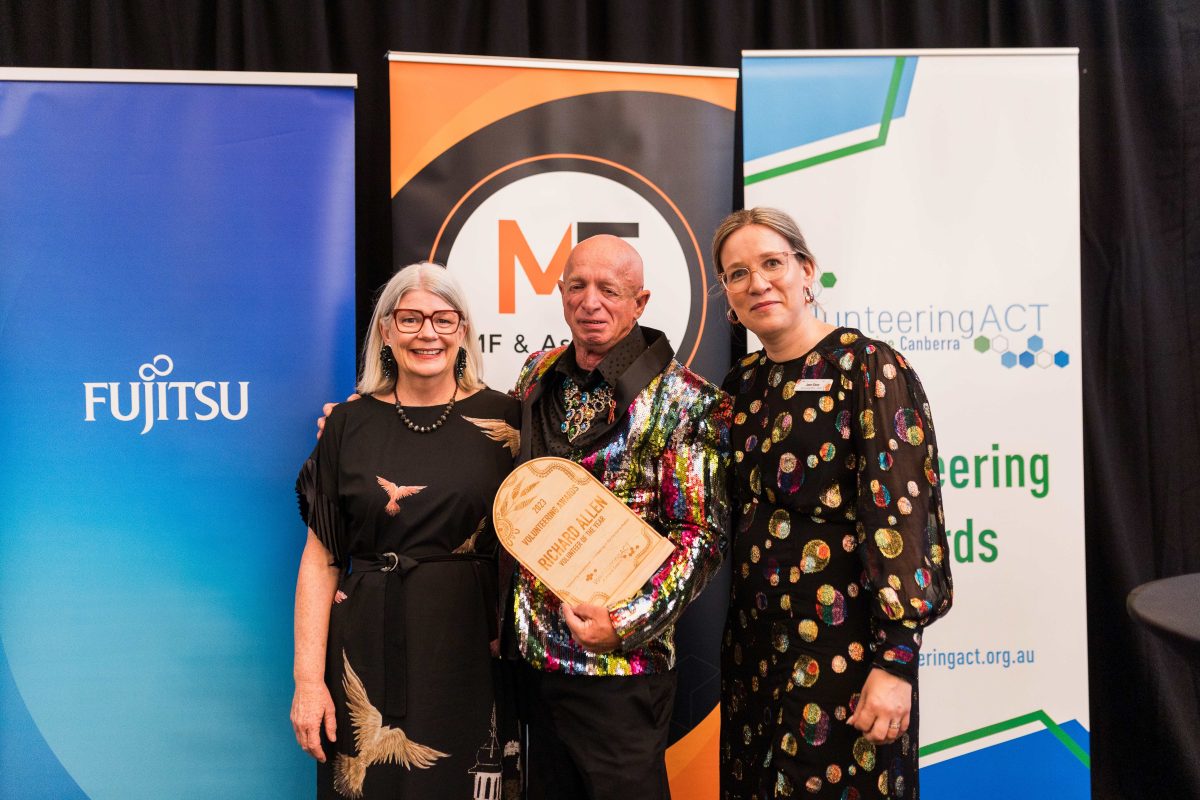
[83,355,250,434]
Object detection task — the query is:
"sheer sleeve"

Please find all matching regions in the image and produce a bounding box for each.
[849,342,953,682]
[294,409,347,566]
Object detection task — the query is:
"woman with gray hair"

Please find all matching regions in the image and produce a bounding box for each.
[291,263,520,799]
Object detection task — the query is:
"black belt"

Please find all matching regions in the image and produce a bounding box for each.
[348,551,495,719]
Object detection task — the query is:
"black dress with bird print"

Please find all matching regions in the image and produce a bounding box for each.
[297,389,521,799]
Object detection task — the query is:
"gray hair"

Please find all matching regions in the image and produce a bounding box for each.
[357,262,485,396]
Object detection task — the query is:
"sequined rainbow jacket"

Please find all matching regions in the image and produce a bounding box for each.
[503,327,732,675]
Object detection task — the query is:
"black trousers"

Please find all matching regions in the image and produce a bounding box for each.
[519,662,677,800]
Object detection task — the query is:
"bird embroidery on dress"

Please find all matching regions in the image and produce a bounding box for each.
[452,516,487,554]
[334,650,449,798]
[375,476,424,516]
[462,416,520,457]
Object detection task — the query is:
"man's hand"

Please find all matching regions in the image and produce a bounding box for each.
[562,603,621,653]
[316,394,360,438]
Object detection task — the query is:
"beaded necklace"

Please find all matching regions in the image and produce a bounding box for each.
[394,383,458,433]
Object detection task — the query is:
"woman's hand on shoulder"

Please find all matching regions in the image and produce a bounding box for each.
[316,393,361,439]
[847,667,912,745]
[291,679,337,761]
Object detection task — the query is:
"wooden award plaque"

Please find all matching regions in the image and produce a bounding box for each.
[493,457,676,608]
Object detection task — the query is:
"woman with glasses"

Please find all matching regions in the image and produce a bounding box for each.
[712,209,953,799]
[291,263,519,799]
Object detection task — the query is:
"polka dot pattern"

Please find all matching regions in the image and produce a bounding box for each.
[801,539,832,573]
[720,329,951,800]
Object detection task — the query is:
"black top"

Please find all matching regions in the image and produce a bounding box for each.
[298,388,521,565]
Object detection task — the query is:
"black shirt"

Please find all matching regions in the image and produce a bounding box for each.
[534,325,648,457]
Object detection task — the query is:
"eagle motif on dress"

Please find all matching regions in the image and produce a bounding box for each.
[333,650,449,798]
[462,416,520,457]
[374,476,424,516]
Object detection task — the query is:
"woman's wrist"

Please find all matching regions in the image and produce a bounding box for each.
[294,672,326,686]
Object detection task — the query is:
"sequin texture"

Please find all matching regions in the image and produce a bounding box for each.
[512,342,731,676]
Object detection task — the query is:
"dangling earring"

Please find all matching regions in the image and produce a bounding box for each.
[803,285,815,305]
[380,344,397,380]
[455,347,467,381]
[726,308,741,325]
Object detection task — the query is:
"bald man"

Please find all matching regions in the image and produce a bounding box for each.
[503,235,730,799]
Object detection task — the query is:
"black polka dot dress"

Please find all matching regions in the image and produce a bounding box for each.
[720,329,953,800]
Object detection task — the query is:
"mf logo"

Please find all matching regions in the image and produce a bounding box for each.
[497,221,639,313]
[437,167,698,389]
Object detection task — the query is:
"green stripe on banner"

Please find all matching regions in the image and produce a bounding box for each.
[744,56,907,186]
[919,709,1091,768]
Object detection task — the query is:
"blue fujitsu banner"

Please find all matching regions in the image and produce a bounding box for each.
[0,69,356,798]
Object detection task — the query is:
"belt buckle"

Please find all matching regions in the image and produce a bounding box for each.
[380,552,400,572]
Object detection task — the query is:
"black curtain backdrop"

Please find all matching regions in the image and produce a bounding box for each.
[4,2,1198,798]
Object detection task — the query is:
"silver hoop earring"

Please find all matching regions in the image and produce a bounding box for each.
[726,307,741,325]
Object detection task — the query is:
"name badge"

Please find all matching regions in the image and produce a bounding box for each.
[795,379,833,392]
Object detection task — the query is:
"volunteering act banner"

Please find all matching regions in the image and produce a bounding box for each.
[388,52,736,796]
[0,69,356,798]
[742,50,1086,798]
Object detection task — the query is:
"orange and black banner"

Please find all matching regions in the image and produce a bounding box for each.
[388,52,736,797]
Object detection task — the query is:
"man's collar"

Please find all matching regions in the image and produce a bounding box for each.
[554,324,647,386]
